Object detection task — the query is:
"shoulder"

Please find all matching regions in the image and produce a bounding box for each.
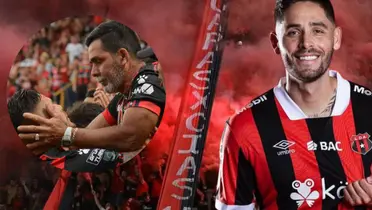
[350,82,372,97]
[234,89,274,117]
[225,89,274,139]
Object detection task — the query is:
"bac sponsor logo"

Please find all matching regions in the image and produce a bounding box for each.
[290,178,347,207]
[273,140,295,156]
[86,149,105,165]
[350,133,372,155]
[354,85,372,96]
[307,141,342,151]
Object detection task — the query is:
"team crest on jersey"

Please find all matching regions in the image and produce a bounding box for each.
[350,133,372,155]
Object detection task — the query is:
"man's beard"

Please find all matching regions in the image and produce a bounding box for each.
[104,61,125,93]
[284,49,333,83]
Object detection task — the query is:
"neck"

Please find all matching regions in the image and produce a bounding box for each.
[121,60,145,95]
[285,70,338,117]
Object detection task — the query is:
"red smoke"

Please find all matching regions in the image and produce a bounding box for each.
[0,0,372,183]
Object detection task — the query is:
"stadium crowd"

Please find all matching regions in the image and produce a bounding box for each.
[3,16,217,210]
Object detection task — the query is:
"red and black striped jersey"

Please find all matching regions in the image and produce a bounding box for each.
[102,63,166,128]
[216,71,372,210]
[101,63,166,162]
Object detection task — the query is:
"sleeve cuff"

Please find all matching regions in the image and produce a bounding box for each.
[128,100,161,116]
[102,109,117,126]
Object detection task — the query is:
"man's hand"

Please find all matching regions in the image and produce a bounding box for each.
[344,167,372,207]
[17,103,70,152]
[93,88,110,108]
[50,104,75,127]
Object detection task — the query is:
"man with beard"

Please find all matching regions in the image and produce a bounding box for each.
[17,21,166,157]
[216,0,372,209]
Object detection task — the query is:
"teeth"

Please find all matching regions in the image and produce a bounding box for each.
[299,56,318,61]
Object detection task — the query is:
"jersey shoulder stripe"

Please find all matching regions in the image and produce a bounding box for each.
[350,81,372,98]
[235,89,274,116]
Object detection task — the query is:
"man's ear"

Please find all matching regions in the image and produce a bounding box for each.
[117,48,130,65]
[333,26,342,51]
[270,32,281,54]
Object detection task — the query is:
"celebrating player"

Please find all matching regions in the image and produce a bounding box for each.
[16,20,166,155]
[8,89,120,172]
[216,0,372,209]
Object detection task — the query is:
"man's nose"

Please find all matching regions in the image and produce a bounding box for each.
[91,65,100,77]
[300,32,314,49]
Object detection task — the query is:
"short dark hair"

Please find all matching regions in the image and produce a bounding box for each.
[67,102,105,128]
[274,0,336,24]
[85,20,141,56]
[8,89,41,132]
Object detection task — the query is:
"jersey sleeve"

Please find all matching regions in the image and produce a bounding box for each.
[127,69,166,118]
[39,148,119,172]
[215,116,257,210]
[102,93,123,126]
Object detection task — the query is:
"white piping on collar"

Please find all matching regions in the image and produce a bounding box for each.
[273,70,350,120]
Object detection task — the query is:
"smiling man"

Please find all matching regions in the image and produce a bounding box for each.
[216,0,372,209]
[17,20,166,156]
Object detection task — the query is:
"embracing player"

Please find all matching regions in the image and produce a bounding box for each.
[216,0,372,209]
[16,20,166,158]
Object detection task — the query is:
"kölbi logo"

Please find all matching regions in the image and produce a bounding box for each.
[290,179,319,207]
[290,178,348,207]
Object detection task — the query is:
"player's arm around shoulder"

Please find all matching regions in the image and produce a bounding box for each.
[215,111,259,210]
[72,70,165,152]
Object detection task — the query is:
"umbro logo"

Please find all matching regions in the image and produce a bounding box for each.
[273,140,295,156]
[273,140,295,150]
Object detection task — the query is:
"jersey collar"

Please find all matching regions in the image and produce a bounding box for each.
[273,70,350,120]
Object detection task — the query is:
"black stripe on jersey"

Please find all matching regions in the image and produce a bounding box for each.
[251,90,297,210]
[350,83,372,179]
[306,118,346,210]
[235,148,261,206]
[350,83,372,210]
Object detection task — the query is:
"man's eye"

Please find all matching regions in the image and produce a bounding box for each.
[287,31,299,36]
